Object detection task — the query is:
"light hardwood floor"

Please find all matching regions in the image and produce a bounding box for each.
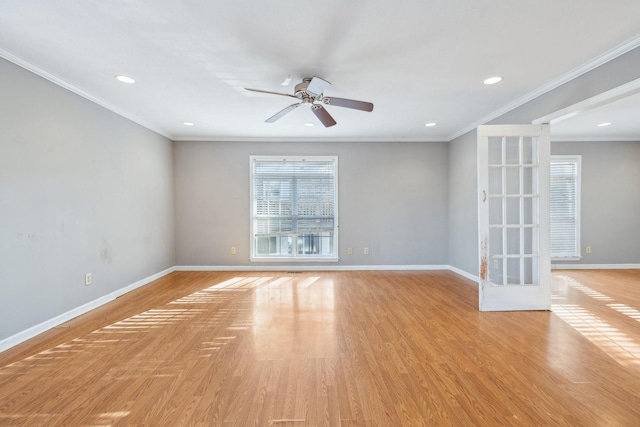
[0,270,639,426]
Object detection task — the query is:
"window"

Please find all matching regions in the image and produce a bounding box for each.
[550,155,581,260]
[250,156,338,261]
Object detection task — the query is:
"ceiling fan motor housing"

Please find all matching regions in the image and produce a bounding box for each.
[295,78,315,101]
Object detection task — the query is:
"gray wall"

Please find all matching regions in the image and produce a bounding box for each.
[447,132,479,275]
[448,46,640,277]
[552,141,640,264]
[174,141,449,267]
[0,58,175,342]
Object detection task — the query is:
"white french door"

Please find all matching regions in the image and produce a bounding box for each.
[477,124,551,311]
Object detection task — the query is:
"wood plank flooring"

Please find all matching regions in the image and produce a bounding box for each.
[0,270,639,426]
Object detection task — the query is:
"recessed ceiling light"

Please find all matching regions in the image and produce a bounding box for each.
[304,123,314,127]
[115,75,135,84]
[597,122,612,127]
[425,122,437,127]
[182,121,195,126]
[483,76,503,85]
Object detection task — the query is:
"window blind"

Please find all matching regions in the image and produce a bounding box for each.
[550,156,580,259]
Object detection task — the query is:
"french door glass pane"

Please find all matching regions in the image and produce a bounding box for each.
[489,228,503,255]
[523,258,534,284]
[523,197,534,224]
[506,198,520,225]
[505,137,520,164]
[507,258,520,284]
[507,228,520,255]
[506,168,520,194]
[493,258,504,284]
[522,167,533,194]
[522,137,534,164]
[488,137,503,164]
[489,167,502,194]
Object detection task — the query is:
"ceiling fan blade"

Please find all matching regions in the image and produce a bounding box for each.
[245,87,297,99]
[265,103,301,123]
[322,96,374,112]
[306,77,331,96]
[311,104,337,127]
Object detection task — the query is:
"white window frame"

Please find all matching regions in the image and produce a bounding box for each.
[550,155,581,261]
[249,155,339,262]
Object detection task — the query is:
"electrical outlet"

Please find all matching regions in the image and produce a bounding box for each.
[493,259,499,269]
[586,246,591,254]
[364,247,369,255]
[347,247,353,255]
[231,246,237,255]
[85,273,92,286]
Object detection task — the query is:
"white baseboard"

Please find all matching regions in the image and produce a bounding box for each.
[175,264,450,272]
[447,265,480,283]
[0,267,175,353]
[552,263,640,270]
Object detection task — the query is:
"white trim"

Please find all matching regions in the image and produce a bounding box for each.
[0,267,175,353]
[175,264,450,272]
[534,77,640,126]
[0,47,169,139]
[552,263,640,270]
[551,136,640,143]
[174,136,446,143]
[248,257,340,263]
[447,265,480,283]
[448,35,640,141]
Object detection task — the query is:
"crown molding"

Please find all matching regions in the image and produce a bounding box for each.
[171,136,447,143]
[0,47,170,139]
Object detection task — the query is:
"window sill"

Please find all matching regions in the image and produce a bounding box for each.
[250,256,340,263]
[551,256,582,261]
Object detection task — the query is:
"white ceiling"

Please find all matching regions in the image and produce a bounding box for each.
[1,1,640,142]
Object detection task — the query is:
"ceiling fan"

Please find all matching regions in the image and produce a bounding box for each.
[245,77,374,127]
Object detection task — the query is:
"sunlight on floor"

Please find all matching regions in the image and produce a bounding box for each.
[90,411,131,427]
[607,303,640,322]
[555,275,613,301]
[552,274,640,367]
[0,277,269,374]
[253,276,336,358]
[553,304,640,367]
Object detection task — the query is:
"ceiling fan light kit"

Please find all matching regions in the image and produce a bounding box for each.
[281,75,292,86]
[245,76,374,127]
